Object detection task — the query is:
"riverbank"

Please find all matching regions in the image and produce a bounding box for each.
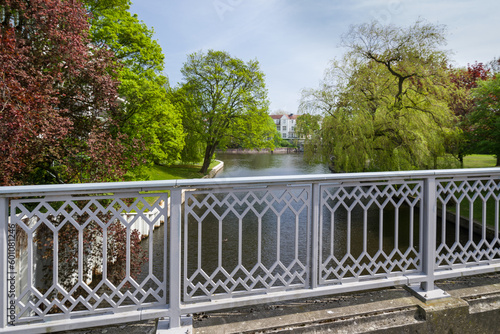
[202,159,224,178]
[145,160,223,180]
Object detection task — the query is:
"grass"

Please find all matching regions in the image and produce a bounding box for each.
[137,161,220,206]
[145,160,220,181]
[441,155,498,227]
[463,154,497,168]
[443,193,497,228]
[436,154,497,169]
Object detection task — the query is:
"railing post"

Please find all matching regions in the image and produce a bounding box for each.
[408,176,449,301]
[310,183,320,289]
[169,188,182,329]
[422,176,437,292]
[0,198,9,329]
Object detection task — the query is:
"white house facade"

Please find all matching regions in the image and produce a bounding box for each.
[270,114,300,140]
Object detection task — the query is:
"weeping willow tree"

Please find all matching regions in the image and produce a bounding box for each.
[300,20,459,172]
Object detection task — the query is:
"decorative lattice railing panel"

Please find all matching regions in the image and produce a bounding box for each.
[183,185,311,301]
[436,177,500,270]
[10,193,168,324]
[3,169,500,333]
[319,181,423,285]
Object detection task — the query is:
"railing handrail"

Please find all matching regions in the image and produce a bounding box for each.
[1,167,499,197]
[1,167,500,333]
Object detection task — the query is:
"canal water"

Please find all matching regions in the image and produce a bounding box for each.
[140,153,475,298]
[214,152,331,177]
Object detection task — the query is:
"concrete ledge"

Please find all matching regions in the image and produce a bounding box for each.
[38,273,500,333]
[157,316,193,334]
[202,160,224,179]
[192,288,419,333]
[192,273,500,333]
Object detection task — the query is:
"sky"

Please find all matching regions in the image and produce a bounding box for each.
[130,0,500,113]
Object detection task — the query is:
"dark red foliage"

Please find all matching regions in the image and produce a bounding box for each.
[448,62,495,161]
[449,62,490,118]
[0,0,142,185]
[2,2,147,300]
[451,62,490,90]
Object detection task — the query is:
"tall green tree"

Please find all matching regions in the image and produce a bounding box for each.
[296,114,322,139]
[468,75,500,165]
[83,0,184,170]
[295,113,322,160]
[178,50,273,174]
[300,20,458,172]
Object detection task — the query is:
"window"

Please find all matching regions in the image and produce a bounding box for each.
[282,133,287,138]
[282,126,287,131]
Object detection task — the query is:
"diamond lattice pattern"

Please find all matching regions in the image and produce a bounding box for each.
[319,181,422,285]
[184,186,310,301]
[11,193,167,324]
[436,177,500,269]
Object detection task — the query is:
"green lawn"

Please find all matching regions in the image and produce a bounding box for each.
[138,161,220,206]
[443,155,498,227]
[145,161,220,181]
[463,154,497,168]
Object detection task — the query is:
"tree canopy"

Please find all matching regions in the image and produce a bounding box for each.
[83,0,185,169]
[300,20,458,172]
[176,50,274,174]
[468,74,500,165]
[448,62,491,165]
[0,0,141,185]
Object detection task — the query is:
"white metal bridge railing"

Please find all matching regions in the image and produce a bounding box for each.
[0,168,499,333]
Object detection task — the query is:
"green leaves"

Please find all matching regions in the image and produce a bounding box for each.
[300,20,458,172]
[0,0,138,185]
[468,75,500,165]
[178,50,272,173]
[90,5,164,73]
[83,0,184,169]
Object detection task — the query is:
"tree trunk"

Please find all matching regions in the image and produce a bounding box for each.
[496,153,500,167]
[200,143,216,174]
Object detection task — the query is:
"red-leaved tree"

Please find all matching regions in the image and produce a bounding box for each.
[449,62,491,165]
[2,0,148,304]
[0,0,143,185]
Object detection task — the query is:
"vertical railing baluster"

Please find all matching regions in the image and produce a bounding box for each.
[169,188,182,329]
[0,198,8,329]
[421,176,437,292]
[311,183,320,290]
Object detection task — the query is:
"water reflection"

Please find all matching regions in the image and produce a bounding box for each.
[215,153,330,177]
